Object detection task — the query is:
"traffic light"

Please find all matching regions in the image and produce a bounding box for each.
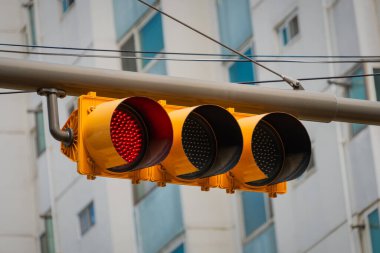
[61,92,311,196]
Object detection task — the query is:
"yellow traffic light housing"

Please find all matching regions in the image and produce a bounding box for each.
[62,92,173,178]
[231,112,311,187]
[162,105,242,180]
[61,92,311,197]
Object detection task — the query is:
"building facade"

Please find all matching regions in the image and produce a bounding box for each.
[0,0,380,253]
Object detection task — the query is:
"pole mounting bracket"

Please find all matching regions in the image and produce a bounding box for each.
[37,88,74,147]
[281,75,305,90]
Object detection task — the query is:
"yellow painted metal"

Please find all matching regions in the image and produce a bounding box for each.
[84,99,126,170]
[62,92,287,197]
[75,92,132,177]
[161,106,200,176]
[232,115,268,182]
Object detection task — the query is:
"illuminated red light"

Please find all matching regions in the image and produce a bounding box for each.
[110,109,144,163]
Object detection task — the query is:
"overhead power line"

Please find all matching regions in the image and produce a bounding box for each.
[0,90,35,95]
[2,49,380,64]
[1,43,380,59]
[239,73,380,85]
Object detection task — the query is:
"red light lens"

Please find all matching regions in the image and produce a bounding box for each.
[110,109,144,164]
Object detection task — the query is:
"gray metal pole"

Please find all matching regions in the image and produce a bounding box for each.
[0,57,379,125]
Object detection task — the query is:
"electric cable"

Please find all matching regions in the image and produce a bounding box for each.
[239,73,380,85]
[2,48,380,64]
[0,90,35,95]
[1,42,380,59]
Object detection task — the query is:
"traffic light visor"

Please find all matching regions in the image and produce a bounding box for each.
[84,97,173,173]
[233,113,311,186]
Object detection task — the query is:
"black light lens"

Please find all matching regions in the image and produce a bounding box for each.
[247,113,311,186]
[178,105,243,180]
[182,112,216,172]
[251,120,284,180]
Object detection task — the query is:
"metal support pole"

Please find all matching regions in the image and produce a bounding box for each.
[37,88,73,146]
[0,57,379,125]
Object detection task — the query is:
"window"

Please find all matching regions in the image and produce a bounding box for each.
[229,48,255,83]
[23,1,37,45]
[120,12,166,75]
[40,213,55,253]
[78,202,95,235]
[348,68,367,136]
[216,0,252,52]
[133,181,156,204]
[241,192,277,253]
[278,14,299,47]
[113,0,156,40]
[35,105,46,156]
[367,209,380,253]
[62,0,75,13]
[373,68,380,101]
[171,243,185,253]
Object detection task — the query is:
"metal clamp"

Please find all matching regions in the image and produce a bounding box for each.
[37,88,74,147]
[282,75,305,90]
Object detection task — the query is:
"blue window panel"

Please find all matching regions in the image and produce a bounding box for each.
[373,69,380,101]
[229,49,255,83]
[136,185,184,253]
[243,224,277,253]
[147,60,166,75]
[171,243,185,253]
[217,0,252,52]
[368,209,380,253]
[349,68,367,135]
[140,13,164,66]
[242,191,267,236]
[113,0,156,40]
[28,5,37,45]
[281,27,288,46]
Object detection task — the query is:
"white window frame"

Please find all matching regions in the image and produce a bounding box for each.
[359,202,380,253]
[118,2,164,74]
[276,11,300,48]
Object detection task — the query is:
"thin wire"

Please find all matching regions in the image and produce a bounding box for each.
[0,43,380,59]
[136,0,285,80]
[239,73,380,85]
[3,48,380,64]
[0,90,35,95]
[2,42,380,59]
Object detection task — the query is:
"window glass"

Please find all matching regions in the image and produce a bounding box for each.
[134,181,157,204]
[40,214,55,253]
[289,16,299,38]
[62,0,75,12]
[139,13,165,66]
[373,68,380,101]
[113,0,156,39]
[171,243,185,253]
[27,4,37,45]
[79,202,95,235]
[147,60,167,75]
[121,36,137,72]
[229,49,255,83]
[349,68,367,135]
[217,0,252,52]
[36,106,46,156]
[368,209,380,253]
[243,224,277,253]
[278,14,299,47]
[242,192,268,236]
[281,28,288,46]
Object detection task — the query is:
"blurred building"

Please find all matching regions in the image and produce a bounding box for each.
[0,0,380,253]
